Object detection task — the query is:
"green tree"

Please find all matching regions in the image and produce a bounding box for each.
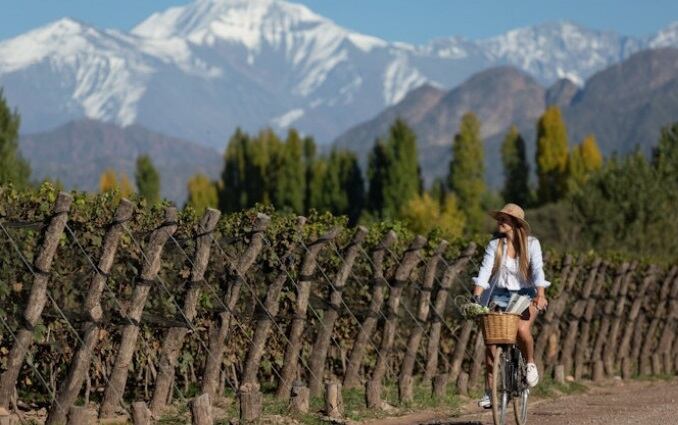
[500,125,531,206]
[536,106,569,204]
[570,151,678,258]
[219,128,250,212]
[0,89,30,188]
[367,118,421,218]
[135,154,160,204]
[567,134,603,191]
[187,173,218,214]
[654,122,678,179]
[303,136,317,213]
[271,129,305,213]
[315,149,365,225]
[448,112,485,233]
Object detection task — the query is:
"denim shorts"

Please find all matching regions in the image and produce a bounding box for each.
[490,287,537,312]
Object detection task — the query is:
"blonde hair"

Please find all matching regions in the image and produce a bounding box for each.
[491,221,531,281]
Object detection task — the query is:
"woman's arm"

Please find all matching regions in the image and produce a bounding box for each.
[530,238,550,309]
[472,239,497,298]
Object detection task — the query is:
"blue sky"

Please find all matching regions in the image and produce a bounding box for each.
[1,0,677,42]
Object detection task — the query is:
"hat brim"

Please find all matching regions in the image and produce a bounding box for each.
[489,210,531,232]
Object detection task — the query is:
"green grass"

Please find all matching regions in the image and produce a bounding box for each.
[208,379,460,424]
[531,377,588,398]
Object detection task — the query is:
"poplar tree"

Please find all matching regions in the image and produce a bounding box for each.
[654,123,678,180]
[567,134,603,191]
[317,149,365,225]
[0,89,30,188]
[219,128,250,212]
[448,112,485,233]
[99,169,118,193]
[135,154,160,204]
[500,125,531,206]
[303,136,317,213]
[271,129,305,213]
[187,173,218,214]
[367,118,421,218]
[536,106,569,204]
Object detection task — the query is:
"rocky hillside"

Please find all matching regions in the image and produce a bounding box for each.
[334,48,678,187]
[20,120,222,203]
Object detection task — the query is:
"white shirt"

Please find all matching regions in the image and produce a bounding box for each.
[472,236,550,290]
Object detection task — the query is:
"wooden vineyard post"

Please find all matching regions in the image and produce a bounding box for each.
[590,263,630,375]
[366,235,427,409]
[46,199,134,425]
[616,265,659,369]
[66,406,89,425]
[423,243,476,386]
[0,192,73,409]
[398,240,448,403]
[324,382,343,418]
[559,258,601,379]
[534,255,576,371]
[201,214,270,401]
[467,331,485,389]
[241,217,307,386]
[575,261,607,381]
[545,259,582,375]
[655,271,678,358]
[290,381,310,413]
[131,402,151,425]
[192,393,214,425]
[99,207,178,418]
[434,373,451,398]
[343,231,397,389]
[638,267,677,376]
[149,208,221,415]
[275,227,341,400]
[308,227,368,397]
[239,384,262,423]
[604,262,637,375]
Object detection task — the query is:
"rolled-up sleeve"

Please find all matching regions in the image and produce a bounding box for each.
[529,238,551,288]
[473,239,497,289]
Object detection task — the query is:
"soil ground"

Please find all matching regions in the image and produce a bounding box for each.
[364,377,678,425]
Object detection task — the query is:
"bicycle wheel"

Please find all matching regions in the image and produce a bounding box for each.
[513,389,529,424]
[491,346,509,425]
[513,350,529,425]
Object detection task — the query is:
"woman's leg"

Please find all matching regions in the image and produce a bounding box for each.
[517,304,538,363]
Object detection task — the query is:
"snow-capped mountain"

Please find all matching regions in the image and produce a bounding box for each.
[1,0,676,148]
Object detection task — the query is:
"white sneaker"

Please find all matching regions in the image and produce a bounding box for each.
[477,392,491,409]
[526,363,539,387]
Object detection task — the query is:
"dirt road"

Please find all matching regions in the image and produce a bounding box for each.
[366,378,678,425]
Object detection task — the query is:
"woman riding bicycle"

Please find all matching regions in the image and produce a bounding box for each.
[471,203,549,408]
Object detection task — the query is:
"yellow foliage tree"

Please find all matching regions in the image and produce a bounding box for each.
[99,169,118,193]
[99,169,135,198]
[568,134,603,190]
[401,193,465,239]
[187,173,218,214]
[536,106,569,203]
[118,173,135,198]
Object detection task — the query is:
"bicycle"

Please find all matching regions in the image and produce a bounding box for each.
[481,312,530,425]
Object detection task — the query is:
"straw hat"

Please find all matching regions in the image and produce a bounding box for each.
[490,203,530,231]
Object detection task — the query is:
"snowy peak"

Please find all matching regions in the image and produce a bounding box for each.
[650,22,678,48]
[477,21,643,85]
[132,0,386,52]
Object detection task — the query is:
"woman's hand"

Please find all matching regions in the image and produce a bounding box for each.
[533,294,548,311]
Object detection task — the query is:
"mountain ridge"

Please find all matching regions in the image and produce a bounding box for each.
[334,48,678,188]
[19,119,222,203]
[1,0,677,148]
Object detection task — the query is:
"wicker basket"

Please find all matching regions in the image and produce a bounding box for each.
[480,312,521,345]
